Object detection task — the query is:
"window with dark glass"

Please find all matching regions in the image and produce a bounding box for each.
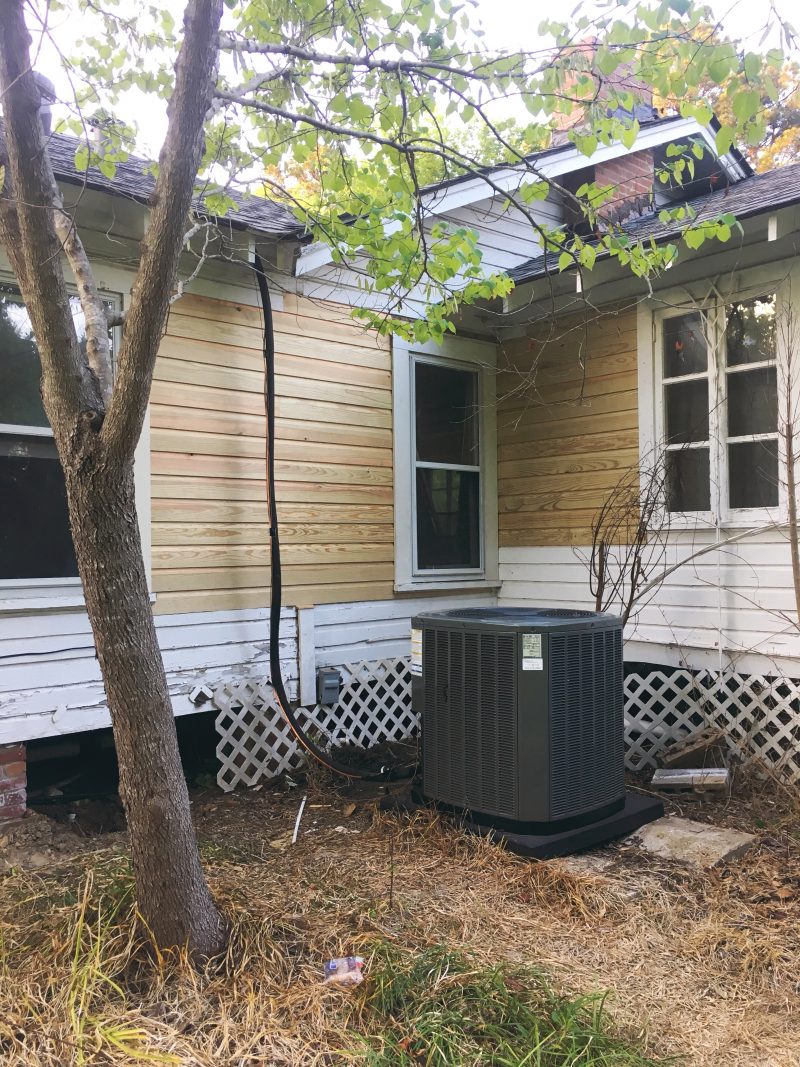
[663,310,711,512]
[413,359,481,570]
[724,295,778,510]
[0,285,84,580]
[662,294,778,515]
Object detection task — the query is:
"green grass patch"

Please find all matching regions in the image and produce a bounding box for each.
[351,943,670,1066]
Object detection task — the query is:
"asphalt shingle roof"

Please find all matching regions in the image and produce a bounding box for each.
[508,162,800,285]
[1,128,303,240]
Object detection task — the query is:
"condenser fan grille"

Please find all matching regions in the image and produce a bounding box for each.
[422,627,518,818]
[548,628,624,819]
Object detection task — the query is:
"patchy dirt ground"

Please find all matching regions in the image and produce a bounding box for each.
[1,770,798,1066]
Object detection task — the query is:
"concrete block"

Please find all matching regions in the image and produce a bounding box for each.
[626,815,755,869]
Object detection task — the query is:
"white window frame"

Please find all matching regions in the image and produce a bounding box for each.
[393,334,499,592]
[0,267,149,611]
[643,268,790,531]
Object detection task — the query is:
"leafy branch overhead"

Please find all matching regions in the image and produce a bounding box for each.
[49,0,793,340]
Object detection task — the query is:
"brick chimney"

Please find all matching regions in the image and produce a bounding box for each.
[552,42,655,228]
[594,148,654,226]
[551,40,655,136]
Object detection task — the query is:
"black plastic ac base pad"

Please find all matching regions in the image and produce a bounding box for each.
[384,790,664,860]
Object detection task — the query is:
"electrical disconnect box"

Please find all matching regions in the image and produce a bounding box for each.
[317,668,341,706]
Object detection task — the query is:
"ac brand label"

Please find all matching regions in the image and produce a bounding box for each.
[521,632,543,671]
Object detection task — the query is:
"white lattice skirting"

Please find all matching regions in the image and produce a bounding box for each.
[625,668,800,782]
[214,658,416,791]
[214,658,800,789]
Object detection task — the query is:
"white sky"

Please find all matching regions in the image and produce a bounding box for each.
[19,0,800,158]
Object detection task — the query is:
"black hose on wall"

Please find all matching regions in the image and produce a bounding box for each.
[252,254,413,782]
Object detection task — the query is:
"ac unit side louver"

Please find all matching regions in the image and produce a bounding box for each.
[410,607,663,858]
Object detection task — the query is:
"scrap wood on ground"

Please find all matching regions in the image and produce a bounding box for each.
[0,770,798,1067]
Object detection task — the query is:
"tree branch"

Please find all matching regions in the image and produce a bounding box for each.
[0,0,103,436]
[102,0,224,461]
[217,34,531,81]
[51,199,114,404]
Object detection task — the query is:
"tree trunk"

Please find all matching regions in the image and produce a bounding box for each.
[64,436,226,960]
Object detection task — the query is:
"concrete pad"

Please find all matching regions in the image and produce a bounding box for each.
[626,815,755,869]
[556,853,616,876]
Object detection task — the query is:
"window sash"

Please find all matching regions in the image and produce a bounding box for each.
[0,422,54,438]
[411,354,484,576]
[658,295,780,521]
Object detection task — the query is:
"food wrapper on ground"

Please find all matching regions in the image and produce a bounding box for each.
[323,956,364,985]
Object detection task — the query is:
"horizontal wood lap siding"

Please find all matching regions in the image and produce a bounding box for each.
[497,308,639,547]
[151,292,394,614]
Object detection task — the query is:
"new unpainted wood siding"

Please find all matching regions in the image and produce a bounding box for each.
[497,307,639,547]
[150,292,394,614]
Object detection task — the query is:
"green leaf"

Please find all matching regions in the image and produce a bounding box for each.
[743,52,762,80]
[683,228,706,250]
[97,157,117,179]
[558,251,574,272]
[732,89,761,125]
[579,244,596,270]
[620,119,639,150]
[715,126,736,156]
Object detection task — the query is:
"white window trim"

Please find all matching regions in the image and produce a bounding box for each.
[639,263,796,532]
[0,264,152,612]
[393,333,499,592]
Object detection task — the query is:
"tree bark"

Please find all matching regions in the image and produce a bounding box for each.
[64,444,227,959]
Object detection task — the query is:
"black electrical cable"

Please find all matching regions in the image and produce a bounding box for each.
[252,254,415,783]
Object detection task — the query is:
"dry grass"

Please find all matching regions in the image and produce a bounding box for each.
[0,776,798,1066]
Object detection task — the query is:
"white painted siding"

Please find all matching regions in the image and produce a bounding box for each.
[299,193,563,313]
[440,194,563,275]
[0,606,297,744]
[313,593,497,667]
[499,532,800,676]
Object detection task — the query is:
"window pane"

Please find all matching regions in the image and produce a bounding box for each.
[729,441,779,508]
[665,378,709,444]
[666,448,710,512]
[415,361,479,465]
[663,312,708,377]
[726,294,776,366]
[416,468,480,570]
[727,366,777,436]
[0,288,48,426]
[0,287,109,428]
[0,435,78,579]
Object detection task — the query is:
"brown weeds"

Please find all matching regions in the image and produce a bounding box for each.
[0,783,797,1066]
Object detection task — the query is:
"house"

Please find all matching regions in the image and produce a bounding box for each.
[2,108,799,820]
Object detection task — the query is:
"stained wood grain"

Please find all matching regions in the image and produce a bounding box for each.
[497,307,638,548]
[151,292,396,614]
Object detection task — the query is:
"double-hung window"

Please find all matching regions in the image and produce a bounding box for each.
[393,336,498,590]
[413,357,482,571]
[0,283,117,586]
[660,293,778,519]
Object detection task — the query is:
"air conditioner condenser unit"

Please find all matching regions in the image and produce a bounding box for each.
[410,607,663,858]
